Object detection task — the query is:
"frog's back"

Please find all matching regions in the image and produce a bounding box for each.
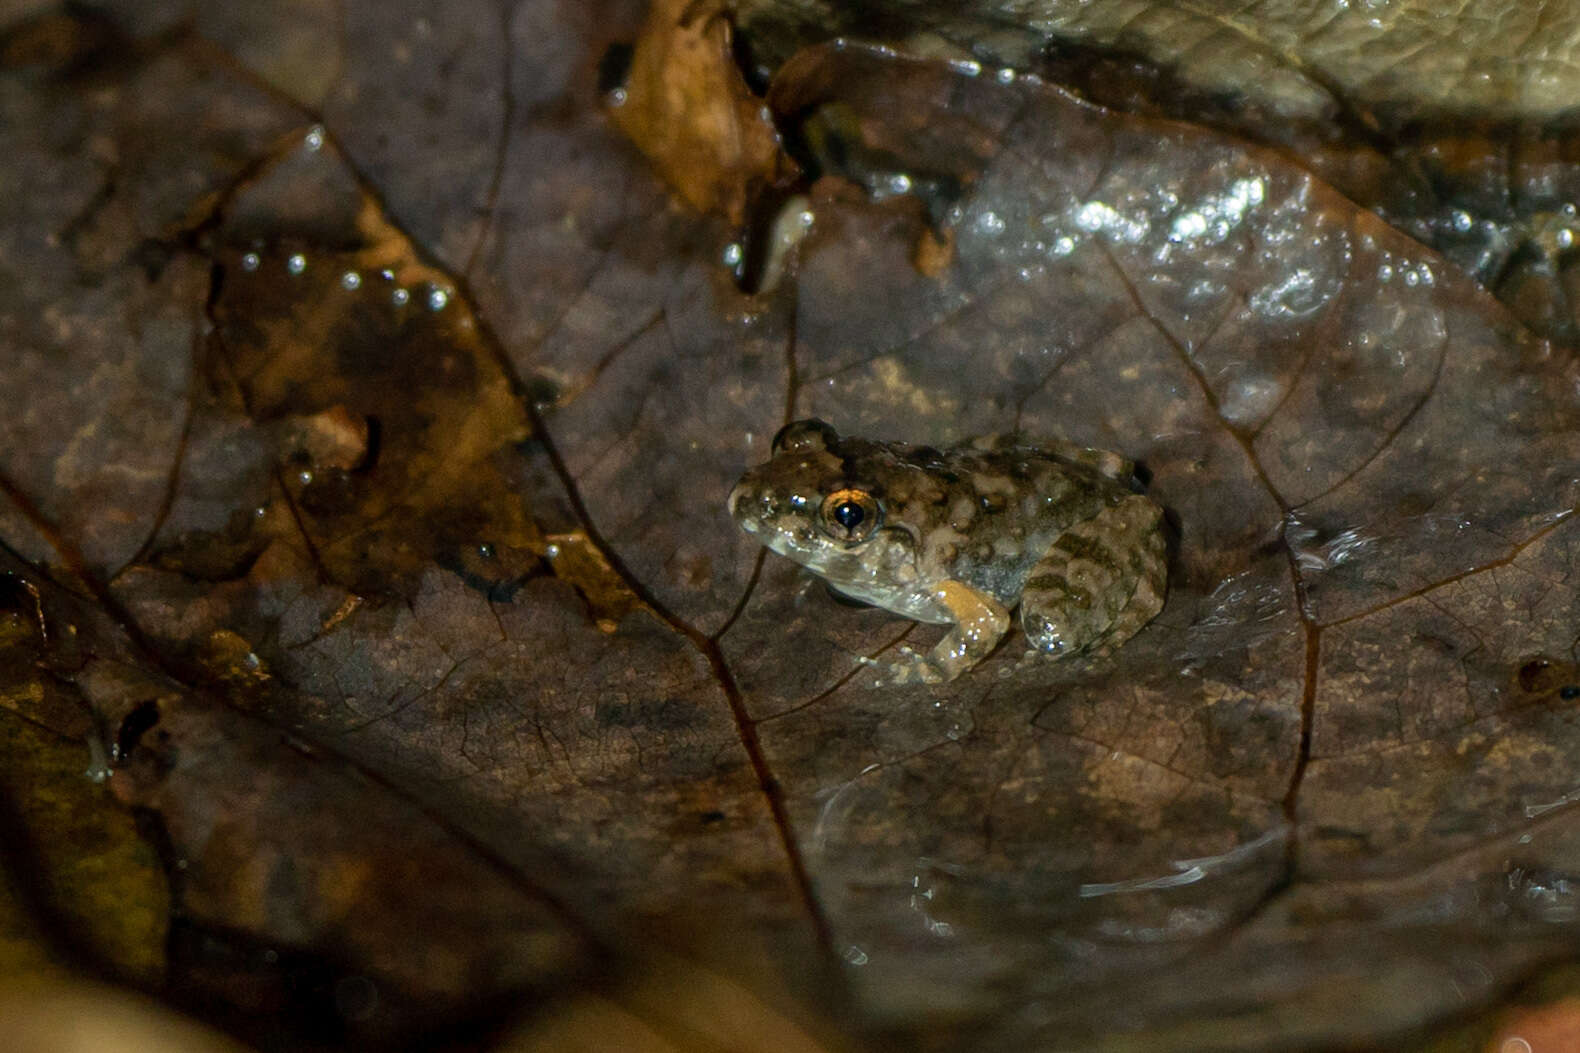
[885,438,1141,610]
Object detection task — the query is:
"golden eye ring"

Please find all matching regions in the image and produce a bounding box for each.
[818,488,881,543]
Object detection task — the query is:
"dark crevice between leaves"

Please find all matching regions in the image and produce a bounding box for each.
[162,913,579,1053]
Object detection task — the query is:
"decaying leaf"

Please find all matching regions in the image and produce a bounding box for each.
[6,2,1580,1051]
[606,0,793,225]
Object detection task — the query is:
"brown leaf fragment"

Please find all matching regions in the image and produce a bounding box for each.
[110,695,595,1043]
[0,577,169,987]
[0,983,246,1053]
[182,125,640,618]
[607,0,793,225]
[279,406,370,472]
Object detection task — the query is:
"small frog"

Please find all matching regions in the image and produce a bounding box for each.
[728,419,1167,683]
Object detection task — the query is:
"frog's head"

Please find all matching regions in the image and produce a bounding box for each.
[728,419,921,590]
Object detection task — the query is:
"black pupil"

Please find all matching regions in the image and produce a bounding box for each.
[833,501,865,530]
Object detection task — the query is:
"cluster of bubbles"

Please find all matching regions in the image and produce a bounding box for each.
[238,250,452,311]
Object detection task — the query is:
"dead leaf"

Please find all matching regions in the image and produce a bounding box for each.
[606,0,792,225]
[6,4,1580,1052]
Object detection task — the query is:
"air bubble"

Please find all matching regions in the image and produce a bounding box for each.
[304,125,325,152]
[286,253,307,275]
[427,287,450,311]
[392,288,411,306]
[241,252,260,272]
[341,270,362,290]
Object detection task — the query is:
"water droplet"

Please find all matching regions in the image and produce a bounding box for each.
[1377,263,1393,282]
[241,252,260,272]
[887,172,913,195]
[607,87,628,107]
[995,67,1016,84]
[545,543,561,559]
[391,287,410,306]
[721,242,744,268]
[1171,211,1208,242]
[1450,208,1473,232]
[304,125,324,152]
[297,469,314,485]
[1559,228,1575,250]
[975,210,1006,236]
[427,287,449,311]
[286,253,307,275]
[341,270,362,290]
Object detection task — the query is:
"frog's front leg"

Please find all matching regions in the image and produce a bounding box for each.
[1020,495,1166,657]
[887,580,1010,684]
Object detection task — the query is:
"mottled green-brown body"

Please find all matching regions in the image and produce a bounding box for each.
[728,419,1168,682]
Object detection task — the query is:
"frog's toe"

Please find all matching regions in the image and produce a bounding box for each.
[881,654,950,685]
[1020,610,1073,655]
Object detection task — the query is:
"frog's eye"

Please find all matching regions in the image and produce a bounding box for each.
[772,418,838,455]
[818,488,881,543]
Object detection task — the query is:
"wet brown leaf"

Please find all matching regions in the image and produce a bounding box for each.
[606,0,792,225]
[5,3,1580,1051]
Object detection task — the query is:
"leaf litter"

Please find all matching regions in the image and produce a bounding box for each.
[2,2,1580,1050]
